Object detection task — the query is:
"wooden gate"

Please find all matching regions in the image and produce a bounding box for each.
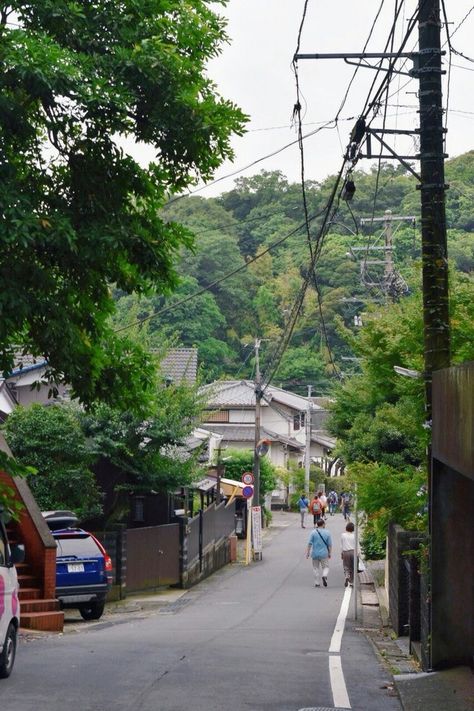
[125,523,180,592]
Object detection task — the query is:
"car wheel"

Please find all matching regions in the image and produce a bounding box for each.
[0,623,17,678]
[79,601,105,621]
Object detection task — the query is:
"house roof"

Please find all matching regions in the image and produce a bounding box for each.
[204,423,304,451]
[201,380,323,413]
[160,348,198,384]
[311,430,337,449]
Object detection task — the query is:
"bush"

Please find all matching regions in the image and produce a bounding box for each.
[361,524,386,560]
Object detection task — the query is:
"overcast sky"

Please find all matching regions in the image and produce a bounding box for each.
[193,0,474,197]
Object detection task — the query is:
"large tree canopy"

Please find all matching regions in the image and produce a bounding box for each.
[0,1,245,407]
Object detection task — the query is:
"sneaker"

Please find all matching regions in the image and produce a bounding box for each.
[344,578,349,588]
[315,583,320,587]
[322,577,328,587]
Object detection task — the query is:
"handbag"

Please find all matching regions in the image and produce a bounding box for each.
[357,556,365,573]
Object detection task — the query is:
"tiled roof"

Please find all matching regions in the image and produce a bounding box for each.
[203,423,304,450]
[311,430,336,449]
[201,380,323,412]
[160,348,198,384]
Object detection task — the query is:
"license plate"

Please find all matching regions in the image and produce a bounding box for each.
[67,563,85,573]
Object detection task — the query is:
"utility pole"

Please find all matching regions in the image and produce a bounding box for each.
[304,385,312,495]
[417,0,451,413]
[252,338,262,509]
[384,210,394,281]
[294,0,451,405]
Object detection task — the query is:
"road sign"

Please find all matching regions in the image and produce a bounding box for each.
[242,472,254,485]
[242,485,254,499]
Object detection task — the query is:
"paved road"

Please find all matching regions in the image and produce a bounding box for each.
[1,511,401,711]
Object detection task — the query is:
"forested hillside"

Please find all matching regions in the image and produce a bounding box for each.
[113,152,474,393]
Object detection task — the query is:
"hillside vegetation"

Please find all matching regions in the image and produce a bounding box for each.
[113,153,474,393]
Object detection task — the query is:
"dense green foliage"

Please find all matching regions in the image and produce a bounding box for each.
[3,404,102,519]
[113,154,473,394]
[0,1,245,408]
[3,371,205,521]
[80,378,205,496]
[328,272,473,552]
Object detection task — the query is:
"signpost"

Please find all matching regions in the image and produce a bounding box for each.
[252,506,262,559]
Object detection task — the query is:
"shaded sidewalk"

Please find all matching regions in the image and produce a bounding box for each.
[360,559,474,711]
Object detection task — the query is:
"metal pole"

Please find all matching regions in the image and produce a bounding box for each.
[353,483,358,620]
[216,441,223,506]
[304,385,312,495]
[253,338,262,508]
[384,210,394,280]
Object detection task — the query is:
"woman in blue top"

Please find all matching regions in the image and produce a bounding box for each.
[306,520,332,587]
[297,493,309,528]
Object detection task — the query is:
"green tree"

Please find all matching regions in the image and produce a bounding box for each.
[0,1,245,408]
[275,345,330,395]
[3,404,101,520]
[80,378,205,513]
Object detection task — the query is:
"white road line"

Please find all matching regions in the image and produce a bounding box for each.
[329,587,352,653]
[327,587,352,708]
[329,655,351,709]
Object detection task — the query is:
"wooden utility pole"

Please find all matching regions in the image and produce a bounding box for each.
[417,0,451,413]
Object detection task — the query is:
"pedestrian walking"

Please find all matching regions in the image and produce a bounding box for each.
[341,521,356,587]
[309,492,323,525]
[319,491,328,519]
[306,519,332,587]
[341,491,352,520]
[327,490,337,516]
[297,493,309,528]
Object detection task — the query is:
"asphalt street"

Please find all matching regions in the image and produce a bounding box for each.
[0,511,401,711]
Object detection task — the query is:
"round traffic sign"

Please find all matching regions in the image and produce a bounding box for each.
[242,471,254,485]
[242,485,254,499]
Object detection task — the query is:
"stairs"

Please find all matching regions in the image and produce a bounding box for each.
[7,525,64,632]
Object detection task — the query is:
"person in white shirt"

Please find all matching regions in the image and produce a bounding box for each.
[341,521,356,587]
[319,492,328,520]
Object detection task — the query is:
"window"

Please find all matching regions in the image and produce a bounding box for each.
[55,535,102,558]
[204,410,229,423]
[133,496,145,523]
[293,412,305,431]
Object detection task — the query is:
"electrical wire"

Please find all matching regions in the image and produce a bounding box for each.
[113,206,329,334]
[335,0,388,121]
[291,8,345,382]
[441,0,453,151]
[165,120,337,206]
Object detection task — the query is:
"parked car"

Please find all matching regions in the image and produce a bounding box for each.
[0,515,24,678]
[42,512,112,621]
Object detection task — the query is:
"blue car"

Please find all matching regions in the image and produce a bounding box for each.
[43,512,112,621]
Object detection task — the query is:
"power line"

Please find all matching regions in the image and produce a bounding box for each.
[113,206,329,334]
[165,120,337,206]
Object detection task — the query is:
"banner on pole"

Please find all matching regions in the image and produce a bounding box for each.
[251,506,262,554]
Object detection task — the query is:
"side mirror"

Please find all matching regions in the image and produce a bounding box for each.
[10,543,25,566]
